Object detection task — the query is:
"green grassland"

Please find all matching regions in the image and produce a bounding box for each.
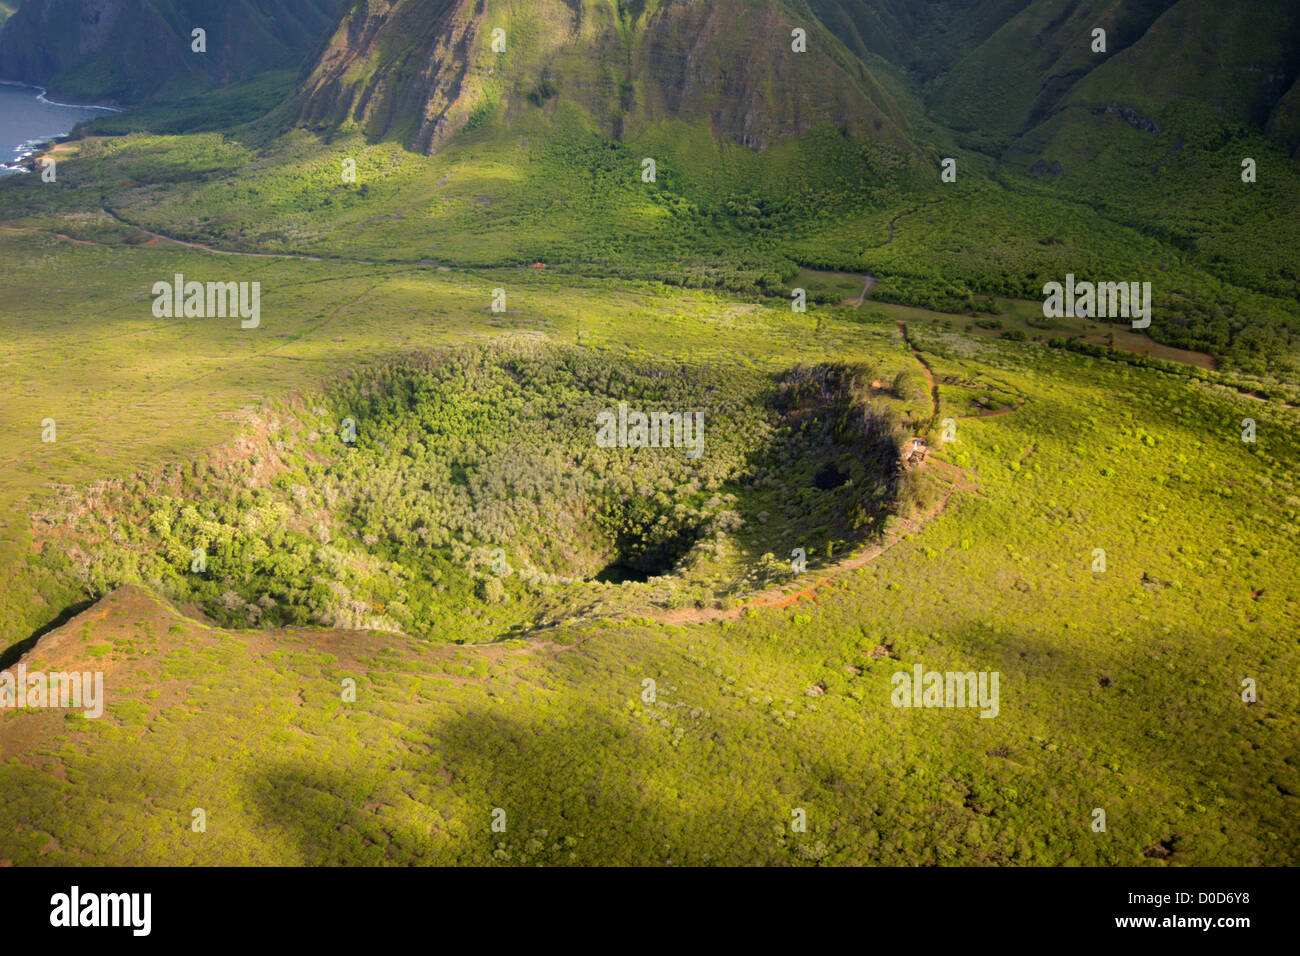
[0,223,930,645]
[1,5,1298,864]
[0,221,1297,864]
[7,87,1297,381]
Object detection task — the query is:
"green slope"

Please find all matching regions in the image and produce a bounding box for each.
[0,0,1297,869]
[929,0,1299,156]
[807,0,1034,78]
[6,0,1299,374]
[0,0,345,104]
[0,251,1296,865]
[292,0,921,154]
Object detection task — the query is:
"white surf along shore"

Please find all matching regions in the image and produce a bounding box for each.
[0,80,122,175]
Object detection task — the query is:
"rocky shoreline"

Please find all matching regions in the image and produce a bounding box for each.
[0,80,121,176]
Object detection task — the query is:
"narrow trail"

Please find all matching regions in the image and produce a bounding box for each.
[884,201,939,245]
[844,274,876,307]
[898,321,941,421]
[0,224,103,247]
[961,398,1027,420]
[99,204,328,261]
[899,320,1027,422]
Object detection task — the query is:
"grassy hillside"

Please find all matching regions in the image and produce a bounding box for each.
[0,0,1296,869]
[0,0,1277,380]
[930,0,1181,142]
[0,232,1296,864]
[0,0,1279,382]
[292,0,919,153]
[809,0,1035,79]
[11,113,1296,378]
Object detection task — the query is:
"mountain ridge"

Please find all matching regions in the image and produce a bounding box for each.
[290,0,920,155]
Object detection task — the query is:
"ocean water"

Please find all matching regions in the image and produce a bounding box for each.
[0,82,119,175]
